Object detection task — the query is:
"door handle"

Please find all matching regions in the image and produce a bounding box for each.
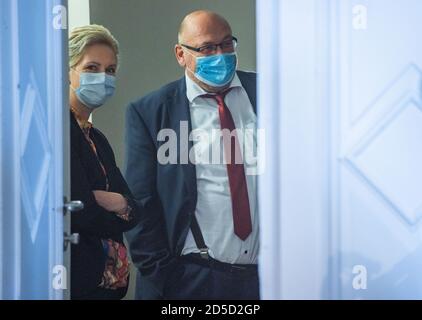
[64,200,84,213]
[64,232,80,250]
[63,200,83,250]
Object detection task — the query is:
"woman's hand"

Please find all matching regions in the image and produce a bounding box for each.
[93,190,128,216]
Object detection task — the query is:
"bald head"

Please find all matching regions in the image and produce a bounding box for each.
[174,10,236,92]
[178,10,232,45]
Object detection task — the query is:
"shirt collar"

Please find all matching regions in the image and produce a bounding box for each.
[185,71,242,103]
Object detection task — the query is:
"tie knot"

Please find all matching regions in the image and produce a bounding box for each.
[214,94,225,105]
[201,87,233,104]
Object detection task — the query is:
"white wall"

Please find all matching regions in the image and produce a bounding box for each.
[68,0,90,32]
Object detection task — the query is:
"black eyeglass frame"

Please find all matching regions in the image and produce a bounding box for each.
[180,36,238,54]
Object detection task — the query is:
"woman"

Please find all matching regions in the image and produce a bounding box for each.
[69,24,139,299]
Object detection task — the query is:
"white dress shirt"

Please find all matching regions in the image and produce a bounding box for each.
[181,72,259,264]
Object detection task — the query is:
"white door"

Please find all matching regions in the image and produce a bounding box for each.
[0,0,70,299]
[258,0,422,299]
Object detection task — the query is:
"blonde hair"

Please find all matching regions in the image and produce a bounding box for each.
[69,24,119,69]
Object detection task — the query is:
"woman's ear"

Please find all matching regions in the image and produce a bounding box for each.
[69,68,80,88]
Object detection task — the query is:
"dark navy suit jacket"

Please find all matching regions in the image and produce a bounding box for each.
[124,71,257,299]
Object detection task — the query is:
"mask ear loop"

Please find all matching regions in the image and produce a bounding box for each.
[182,48,198,76]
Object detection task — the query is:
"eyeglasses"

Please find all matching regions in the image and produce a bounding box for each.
[181,36,238,55]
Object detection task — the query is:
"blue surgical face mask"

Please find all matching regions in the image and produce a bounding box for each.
[186,51,237,87]
[71,71,116,109]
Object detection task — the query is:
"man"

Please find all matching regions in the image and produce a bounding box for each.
[125,10,259,300]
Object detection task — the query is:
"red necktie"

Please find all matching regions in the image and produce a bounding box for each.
[202,89,252,241]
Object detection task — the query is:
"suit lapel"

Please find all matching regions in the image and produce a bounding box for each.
[237,71,257,115]
[167,77,197,205]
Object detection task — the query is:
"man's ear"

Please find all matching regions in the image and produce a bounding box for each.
[174,44,186,67]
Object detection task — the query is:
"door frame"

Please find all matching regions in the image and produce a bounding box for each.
[257,0,335,299]
[47,0,69,300]
[0,0,23,299]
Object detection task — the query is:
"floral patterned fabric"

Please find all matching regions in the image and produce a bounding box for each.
[99,239,130,289]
